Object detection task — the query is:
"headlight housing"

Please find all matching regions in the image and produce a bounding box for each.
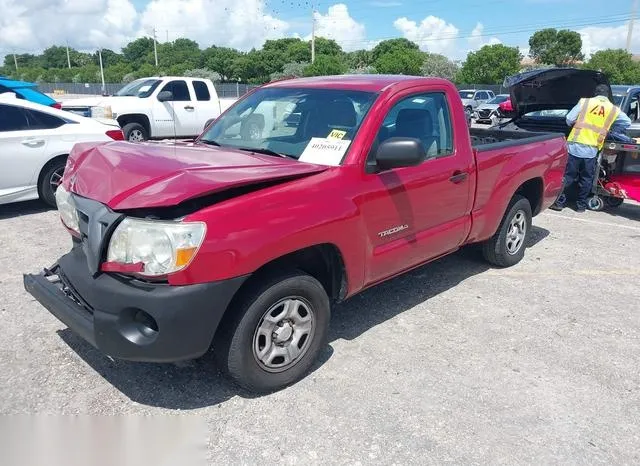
[106,218,206,277]
[55,185,80,234]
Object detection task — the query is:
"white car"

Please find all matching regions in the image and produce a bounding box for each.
[458,89,495,112]
[0,97,123,207]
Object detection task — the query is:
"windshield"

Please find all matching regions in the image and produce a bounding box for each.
[487,95,509,104]
[459,91,475,99]
[200,87,378,165]
[115,79,161,97]
[613,94,625,106]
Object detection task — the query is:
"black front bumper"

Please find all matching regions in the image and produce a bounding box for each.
[24,246,248,362]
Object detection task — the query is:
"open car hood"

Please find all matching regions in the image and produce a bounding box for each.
[504,68,612,119]
[63,141,328,211]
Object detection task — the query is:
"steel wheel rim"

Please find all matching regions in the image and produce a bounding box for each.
[49,167,64,194]
[129,129,144,142]
[252,297,316,373]
[506,210,526,255]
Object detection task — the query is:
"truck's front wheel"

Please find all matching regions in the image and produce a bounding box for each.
[215,271,330,393]
[482,195,532,267]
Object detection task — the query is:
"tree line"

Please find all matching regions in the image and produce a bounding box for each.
[1,28,639,86]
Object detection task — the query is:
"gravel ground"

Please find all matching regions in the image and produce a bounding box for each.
[1,200,639,465]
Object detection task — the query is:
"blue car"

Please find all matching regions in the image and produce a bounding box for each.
[0,77,60,108]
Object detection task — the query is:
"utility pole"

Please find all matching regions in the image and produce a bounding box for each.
[66,42,71,69]
[311,9,316,64]
[627,0,639,52]
[166,30,169,42]
[153,27,159,67]
[98,48,106,95]
[13,54,18,71]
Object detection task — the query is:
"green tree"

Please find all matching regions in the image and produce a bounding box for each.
[42,46,70,69]
[313,37,343,57]
[374,48,424,75]
[420,53,459,81]
[203,46,241,81]
[122,37,156,65]
[583,49,640,84]
[158,38,202,69]
[372,38,419,63]
[458,44,522,84]
[303,55,347,77]
[529,28,584,66]
[95,49,124,67]
[270,62,308,81]
[346,49,373,69]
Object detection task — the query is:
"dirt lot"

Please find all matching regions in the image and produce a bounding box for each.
[1,200,639,464]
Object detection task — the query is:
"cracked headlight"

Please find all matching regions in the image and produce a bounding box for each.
[106,218,206,277]
[55,185,80,234]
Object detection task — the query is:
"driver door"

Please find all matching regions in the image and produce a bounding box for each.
[152,80,199,137]
[358,91,473,285]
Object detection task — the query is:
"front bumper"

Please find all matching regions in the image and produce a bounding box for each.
[24,246,248,362]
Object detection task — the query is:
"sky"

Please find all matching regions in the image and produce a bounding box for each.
[0,0,637,63]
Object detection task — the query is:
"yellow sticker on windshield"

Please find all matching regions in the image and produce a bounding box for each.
[327,129,347,140]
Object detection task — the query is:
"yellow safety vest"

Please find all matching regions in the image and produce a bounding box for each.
[567,96,620,150]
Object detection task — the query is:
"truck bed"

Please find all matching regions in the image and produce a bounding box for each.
[470,127,564,151]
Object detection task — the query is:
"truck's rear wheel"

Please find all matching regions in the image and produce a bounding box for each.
[215,271,330,393]
[482,195,532,267]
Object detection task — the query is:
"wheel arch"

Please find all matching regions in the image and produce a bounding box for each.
[117,114,152,137]
[36,153,68,198]
[514,177,543,216]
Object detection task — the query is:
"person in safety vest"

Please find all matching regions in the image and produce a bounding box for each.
[550,84,630,212]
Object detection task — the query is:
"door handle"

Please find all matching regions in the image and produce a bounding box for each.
[21,139,45,148]
[184,105,194,110]
[449,171,468,184]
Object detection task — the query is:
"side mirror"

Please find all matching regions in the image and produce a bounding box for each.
[375,137,426,171]
[157,91,173,102]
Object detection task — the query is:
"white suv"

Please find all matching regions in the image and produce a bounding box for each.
[458,89,495,112]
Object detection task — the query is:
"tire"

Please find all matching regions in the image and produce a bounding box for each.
[38,158,67,207]
[215,271,331,393]
[587,196,605,211]
[604,196,624,208]
[123,122,148,142]
[482,195,532,268]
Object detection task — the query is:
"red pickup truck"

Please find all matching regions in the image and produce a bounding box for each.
[24,75,567,393]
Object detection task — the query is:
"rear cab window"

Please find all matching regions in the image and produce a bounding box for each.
[193,81,211,101]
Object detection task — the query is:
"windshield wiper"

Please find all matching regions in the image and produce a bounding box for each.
[198,139,222,147]
[235,147,292,158]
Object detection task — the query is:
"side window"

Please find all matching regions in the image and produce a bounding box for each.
[193,81,211,101]
[160,80,191,101]
[25,109,65,130]
[0,104,29,132]
[375,92,454,160]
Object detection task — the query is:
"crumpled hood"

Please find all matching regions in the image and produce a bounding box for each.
[504,68,612,118]
[63,141,328,210]
[476,103,500,111]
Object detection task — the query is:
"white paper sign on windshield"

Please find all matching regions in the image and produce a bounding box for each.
[298,138,351,166]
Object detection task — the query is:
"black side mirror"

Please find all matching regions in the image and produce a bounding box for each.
[375,137,426,171]
[157,91,173,102]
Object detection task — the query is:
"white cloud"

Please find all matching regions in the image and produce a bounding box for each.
[307,4,368,52]
[468,22,501,51]
[0,0,289,57]
[393,15,459,57]
[577,22,640,58]
[139,0,289,50]
[0,0,138,54]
